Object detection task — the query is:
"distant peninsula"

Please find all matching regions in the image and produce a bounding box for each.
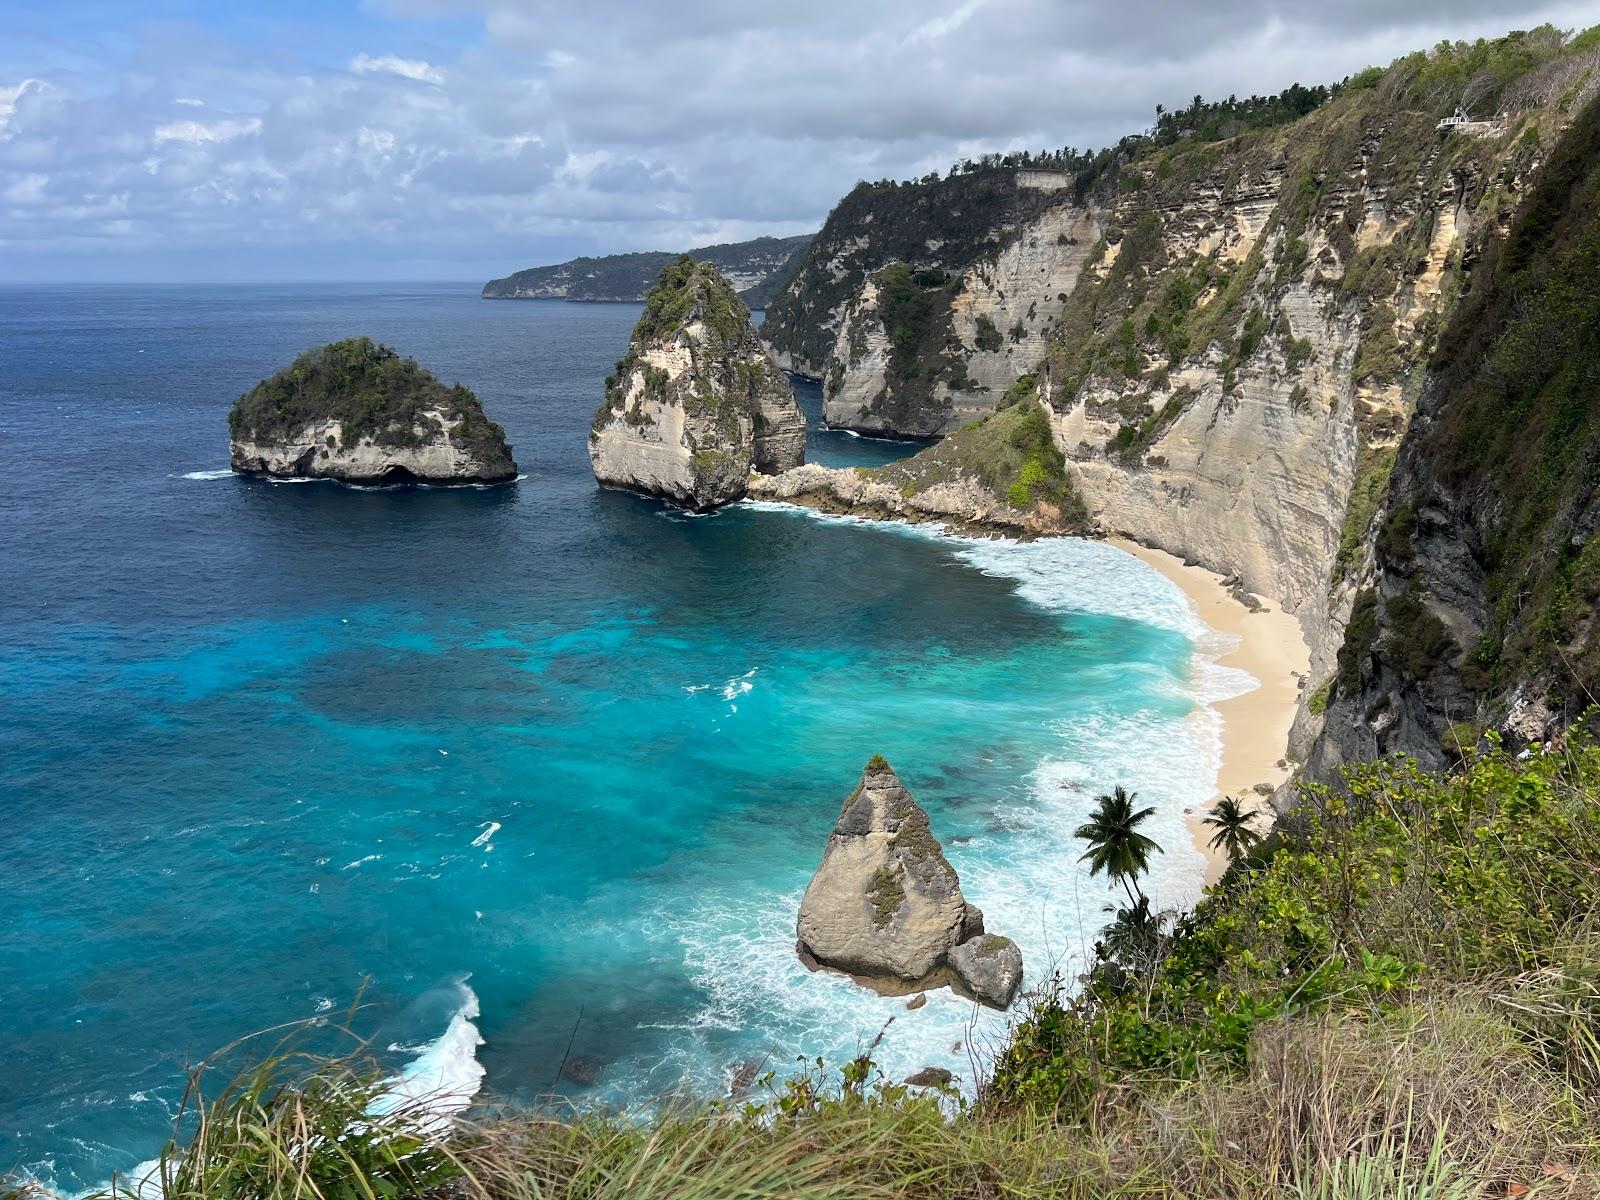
[228,337,517,486]
[481,234,812,308]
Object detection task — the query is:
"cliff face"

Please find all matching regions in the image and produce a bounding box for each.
[589,257,805,510]
[761,170,1087,436]
[818,204,1102,435]
[228,338,516,486]
[1307,90,1600,778]
[1040,99,1543,712]
[482,235,812,306]
[767,29,1600,780]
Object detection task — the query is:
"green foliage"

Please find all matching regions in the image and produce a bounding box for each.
[1203,796,1264,861]
[872,262,960,396]
[864,400,1089,529]
[228,337,509,462]
[1000,372,1038,409]
[631,256,751,351]
[1338,589,1380,695]
[1352,305,1402,387]
[973,314,1004,352]
[1074,785,1162,906]
[1308,679,1333,715]
[867,865,905,927]
[1387,26,1573,117]
[865,753,891,771]
[1333,444,1398,581]
[89,1026,464,1200]
[763,169,1049,374]
[1002,402,1072,510]
[993,735,1600,1117]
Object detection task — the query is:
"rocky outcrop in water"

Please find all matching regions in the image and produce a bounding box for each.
[589,257,805,510]
[796,756,1023,1010]
[228,338,516,486]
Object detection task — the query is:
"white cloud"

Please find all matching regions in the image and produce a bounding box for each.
[4,171,47,203]
[153,117,264,145]
[0,79,44,139]
[349,53,445,85]
[5,0,1597,278]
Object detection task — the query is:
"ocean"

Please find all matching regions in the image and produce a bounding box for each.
[0,282,1246,1192]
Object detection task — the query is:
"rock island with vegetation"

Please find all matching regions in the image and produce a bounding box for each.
[228,337,517,486]
[589,256,805,510]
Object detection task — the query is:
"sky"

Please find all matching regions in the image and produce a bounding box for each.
[3,0,1599,282]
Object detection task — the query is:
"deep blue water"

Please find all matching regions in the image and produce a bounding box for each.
[0,284,1225,1192]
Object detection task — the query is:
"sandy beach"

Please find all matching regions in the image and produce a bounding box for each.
[1109,539,1311,886]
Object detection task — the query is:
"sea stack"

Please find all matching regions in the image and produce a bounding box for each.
[228,337,517,486]
[589,256,805,510]
[796,756,1024,1009]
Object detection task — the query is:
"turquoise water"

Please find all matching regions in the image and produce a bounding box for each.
[0,285,1237,1192]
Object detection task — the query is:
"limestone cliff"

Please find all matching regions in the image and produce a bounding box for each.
[768,29,1600,781]
[797,757,1023,1009]
[1307,87,1600,778]
[763,170,1099,435]
[589,257,805,510]
[228,338,516,486]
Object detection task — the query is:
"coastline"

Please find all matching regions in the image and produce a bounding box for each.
[1108,539,1310,886]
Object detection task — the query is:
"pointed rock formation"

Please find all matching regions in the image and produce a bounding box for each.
[229,337,516,486]
[795,756,1024,1009]
[589,256,804,510]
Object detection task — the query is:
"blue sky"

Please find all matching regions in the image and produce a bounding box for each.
[4,0,1598,282]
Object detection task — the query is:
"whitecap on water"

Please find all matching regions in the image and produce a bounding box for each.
[175,468,236,481]
[68,983,485,1199]
[627,503,1262,1098]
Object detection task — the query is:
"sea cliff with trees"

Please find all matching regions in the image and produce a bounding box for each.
[14,23,1600,1200]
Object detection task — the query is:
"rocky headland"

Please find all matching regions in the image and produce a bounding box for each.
[482,234,812,308]
[589,257,805,510]
[796,756,1023,1010]
[757,39,1600,784]
[749,392,1087,536]
[228,338,517,486]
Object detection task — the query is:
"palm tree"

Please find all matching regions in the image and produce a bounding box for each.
[1203,795,1263,863]
[1075,786,1162,907]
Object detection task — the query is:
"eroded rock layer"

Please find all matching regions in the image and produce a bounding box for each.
[589,257,804,510]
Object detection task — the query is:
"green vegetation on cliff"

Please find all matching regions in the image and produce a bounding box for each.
[862,400,1088,527]
[597,256,776,441]
[1320,83,1600,758]
[227,337,510,461]
[1423,87,1600,697]
[762,171,1054,374]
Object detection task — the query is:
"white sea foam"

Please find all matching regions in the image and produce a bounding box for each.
[67,984,485,1200]
[470,821,501,849]
[177,468,236,481]
[720,668,757,701]
[372,979,486,1134]
[629,503,1262,1099]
